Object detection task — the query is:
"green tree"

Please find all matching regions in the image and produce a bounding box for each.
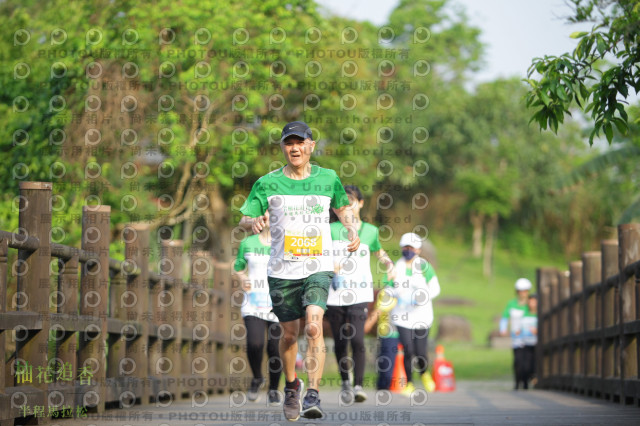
[556,106,640,224]
[0,1,384,253]
[524,0,640,225]
[0,0,487,260]
[358,0,483,222]
[453,79,619,266]
[525,0,640,144]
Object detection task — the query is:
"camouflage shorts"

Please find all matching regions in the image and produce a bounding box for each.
[268,271,334,322]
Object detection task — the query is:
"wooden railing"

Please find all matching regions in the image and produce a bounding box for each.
[0,182,246,424]
[536,223,640,404]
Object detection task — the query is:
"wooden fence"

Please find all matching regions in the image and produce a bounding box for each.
[0,182,247,425]
[536,223,640,405]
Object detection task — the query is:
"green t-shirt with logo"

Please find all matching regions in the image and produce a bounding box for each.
[240,165,348,279]
[501,298,529,347]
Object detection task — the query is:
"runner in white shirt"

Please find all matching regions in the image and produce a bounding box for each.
[239,121,360,421]
[325,185,395,403]
[388,232,440,395]
[233,211,282,405]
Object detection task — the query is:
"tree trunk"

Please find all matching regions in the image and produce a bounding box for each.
[365,189,381,224]
[205,184,232,261]
[483,213,498,278]
[470,211,484,258]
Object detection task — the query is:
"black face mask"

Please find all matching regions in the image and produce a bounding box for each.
[402,249,416,260]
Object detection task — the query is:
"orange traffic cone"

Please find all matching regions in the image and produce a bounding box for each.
[433,344,456,392]
[389,344,407,393]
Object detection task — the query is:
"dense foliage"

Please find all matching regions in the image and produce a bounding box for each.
[0,0,634,262]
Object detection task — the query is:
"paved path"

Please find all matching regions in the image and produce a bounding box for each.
[64,381,640,425]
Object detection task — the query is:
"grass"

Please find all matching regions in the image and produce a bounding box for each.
[438,343,512,380]
[421,234,565,380]
[427,233,566,345]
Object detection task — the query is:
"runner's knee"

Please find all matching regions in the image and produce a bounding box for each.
[304,321,323,340]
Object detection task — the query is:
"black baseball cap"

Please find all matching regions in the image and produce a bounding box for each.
[281,121,313,141]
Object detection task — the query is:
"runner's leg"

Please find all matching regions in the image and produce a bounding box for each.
[347,303,368,387]
[377,337,398,390]
[397,326,415,383]
[244,315,265,380]
[267,321,283,390]
[513,347,525,389]
[413,327,429,375]
[305,304,326,390]
[280,320,300,382]
[326,306,350,382]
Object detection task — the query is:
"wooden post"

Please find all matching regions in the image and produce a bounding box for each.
[206,287,217,393]
[190,251,211,389]
[602,240,619,328]
[181,251,196,397]
[148,256,163,400]
[558,270,570,382]
[57,253,78,407]
[582,252,601,332]
[215,262,235,390]
[160,240,183,400]
[79,205,110,413]
[0,237,11,425]
[559,270,570,337]
[536,268,553,386]
[618,224,640,404]
[0,238,7,395]
[106,268,126,394]
[17,182,52,399]
[601,240,619,396]
[124,224,150,405]
[550,270,559,344]
[569,260,583,383]
[582,251,601,395]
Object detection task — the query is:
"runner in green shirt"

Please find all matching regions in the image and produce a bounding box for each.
[239,121,360,421]
[499,278,532,390]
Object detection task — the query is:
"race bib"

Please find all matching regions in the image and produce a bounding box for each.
[283,231,322,261]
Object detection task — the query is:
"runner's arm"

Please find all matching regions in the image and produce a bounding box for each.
[363,308,380,334]
[332,205,360,252]
[374,248,396,281]
[239,215,267,234]
[231,241,252,291]
[231,269,252,292]
[499,316,509,336]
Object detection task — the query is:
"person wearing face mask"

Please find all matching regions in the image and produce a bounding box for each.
[388,233,440,396]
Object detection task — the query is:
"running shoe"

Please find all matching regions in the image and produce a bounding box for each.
[401,381,416,397]
[353,385,367,402]
[248,378,265,402]
[340,380,354,404]
[301,389,324,419]
[421,371,436,392]
[268,389,282,406]
[283,379,304,421]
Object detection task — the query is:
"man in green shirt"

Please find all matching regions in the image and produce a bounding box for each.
[239,121,360,421]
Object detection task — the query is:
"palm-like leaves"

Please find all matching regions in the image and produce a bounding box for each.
[558,142,640,223]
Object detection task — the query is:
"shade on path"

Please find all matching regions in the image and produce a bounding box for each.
[62,380,640,426]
